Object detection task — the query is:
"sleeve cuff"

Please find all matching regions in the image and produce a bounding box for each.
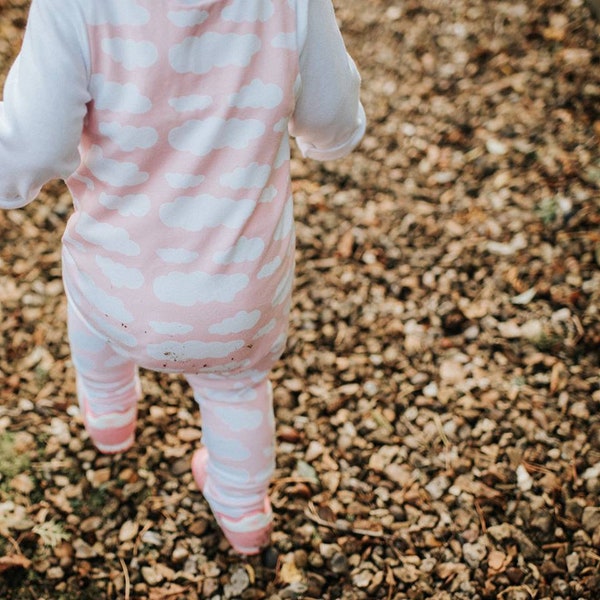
[0,192,40,209]
[296,103,366,161]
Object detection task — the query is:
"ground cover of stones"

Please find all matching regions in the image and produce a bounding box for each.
[0,0,599,598]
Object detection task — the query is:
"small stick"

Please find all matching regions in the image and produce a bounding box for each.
[119,557,131,600]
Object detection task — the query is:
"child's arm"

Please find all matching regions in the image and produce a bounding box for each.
[0,0,90,208]
[290,0,366,161]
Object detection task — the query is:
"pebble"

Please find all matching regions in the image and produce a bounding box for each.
[73,539,98,559]
[263,546,280,569]
[516,464,534,492]
[46,566,65,580]
[171,457,190,476]
[330,552,349,574]
[425,475,451,500]
[141,565,164,586]
[582,507,600,532]
[80,516,102,533]
[49,418,72,445]
[352,569,373,589]
[223,567,250,599]
[462,541,487,568]
[9,473,34,494]
[177,427,202,442]
[566,552,580,575]
[278,425,301,443]
[141,530,163,546]
[118,520,139,542]
[202,578,220,597]
[394,564,420,583]
[304,440,324,462]
[86,467,111,488]
[171,544,189,563]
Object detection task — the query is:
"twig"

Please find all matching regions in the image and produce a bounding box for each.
[433,413,450,448]
[6,534,22,555]
[587,550,600,563]
[304,501,386,539]
[521,461,555,476]
[271,476,318,495]
[474,499,488,534]
[133,521,153,556]
[119,557,130,600]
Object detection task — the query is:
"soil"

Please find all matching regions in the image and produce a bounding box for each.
[0,0,599,599]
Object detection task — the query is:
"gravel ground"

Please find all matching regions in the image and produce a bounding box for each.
[0,0,599,599]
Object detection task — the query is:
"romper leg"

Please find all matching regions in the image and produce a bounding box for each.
[67,298,140,454]
[187,372,275,553]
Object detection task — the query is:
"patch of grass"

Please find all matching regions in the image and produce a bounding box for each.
[535,196,559,225]
[533,332,562,352]
[0,432,31,484]
[34,432,50,457]
[87,485,110,511]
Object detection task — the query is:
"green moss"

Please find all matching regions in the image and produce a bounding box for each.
[0,432,31,482]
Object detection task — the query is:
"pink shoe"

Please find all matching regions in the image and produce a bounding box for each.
[78,393,136,454]
[192,447,273,555]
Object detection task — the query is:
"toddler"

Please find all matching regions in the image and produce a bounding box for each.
[0,0,365,554]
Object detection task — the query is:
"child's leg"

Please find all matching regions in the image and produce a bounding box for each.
[187,373,275,553]
[67,299,140,454]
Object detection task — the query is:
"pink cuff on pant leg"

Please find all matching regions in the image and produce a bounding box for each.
[76,377,140,454]
[82,403,137,454]
[191,447,273,555]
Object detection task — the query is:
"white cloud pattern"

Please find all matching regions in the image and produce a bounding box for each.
[153,271,249,306]
[230,79,283,109]
[169,117,265,156]
[99,121,158,152]
[213,406,264,431]
[89,75,152,114]
[259,186,277,203]
[85,146,149,187]
[156,248,199,264]
[99,192,151,217]
[220,163,271,189]
[169,33,261,75]
[164,172,206,189]
[159,194,255,231]
[213,236,264,265]
[202,431,251,461]
[95,255,144,289]
[150,321,194,335]
[257,256,281,279]
[272,268,294,306]
[168,9,209,27]
[221,0,274,22]
[169,95,213,112]
[78,272,134,325]
[75,213,141,256]
[274,135,290,168]
[274,195,293,240]
[271,32,296,50]
[147,339,245,361]
[253,318,276,339]
[101,38,158,70]
[209,310,261,335]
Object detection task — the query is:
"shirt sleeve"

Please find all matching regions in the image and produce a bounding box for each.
[289,0,366,161]
[0,0,90,208]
